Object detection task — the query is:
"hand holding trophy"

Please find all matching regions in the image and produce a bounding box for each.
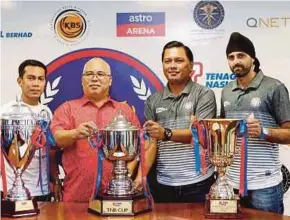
[88,112,153,216]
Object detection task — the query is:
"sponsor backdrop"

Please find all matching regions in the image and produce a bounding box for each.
[1,1,290,215]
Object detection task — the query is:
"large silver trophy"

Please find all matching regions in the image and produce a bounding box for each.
[193,119,243,218]
[1,97,48,217]
[88,112,152,216]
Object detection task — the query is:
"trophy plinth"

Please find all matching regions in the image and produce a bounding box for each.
[1,198,39,218]
[88,193,152,216]
[88,113,152,216]
[205,194,242,219]
[194,119,243,219]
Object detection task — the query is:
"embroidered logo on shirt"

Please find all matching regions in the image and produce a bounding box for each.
[184,102,192,111]
[250,97,261,108]
[223,101,231,108]
[156,107,168,114]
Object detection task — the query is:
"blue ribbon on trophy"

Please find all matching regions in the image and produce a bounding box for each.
[86,128,103,199]
[237,119,248,197]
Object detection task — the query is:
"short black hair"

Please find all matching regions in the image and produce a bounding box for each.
[162,41,194,62]
[18,59,47,78]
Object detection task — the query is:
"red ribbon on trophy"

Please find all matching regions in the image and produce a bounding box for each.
[191,121,207,175]
[140,129,154,209]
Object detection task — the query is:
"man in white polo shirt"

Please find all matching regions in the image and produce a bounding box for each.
[1,59,53,201]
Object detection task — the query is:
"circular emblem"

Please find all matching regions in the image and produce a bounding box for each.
[250,97,261,108]
[193,1,225,29]
[51,6,89,44]
[282,164,290,193]
[184,102,192,111]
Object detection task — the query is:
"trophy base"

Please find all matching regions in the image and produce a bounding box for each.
[1,197,39,218]
[88,192,152,216]
[205,194,242,219]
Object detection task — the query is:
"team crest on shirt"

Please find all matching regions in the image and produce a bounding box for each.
[223,101,231,108]
[250,97,261,108]
[40,48,164,124]
[184,102,193,111]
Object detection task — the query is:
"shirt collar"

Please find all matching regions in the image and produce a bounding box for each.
[232,70,264,91]
[80,95,118,108]
[163,79,194,99]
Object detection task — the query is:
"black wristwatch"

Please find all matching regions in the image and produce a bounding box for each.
[164,128,173,141]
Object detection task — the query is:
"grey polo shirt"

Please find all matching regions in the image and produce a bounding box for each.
[145,79,217,186]
[221,70,290,190]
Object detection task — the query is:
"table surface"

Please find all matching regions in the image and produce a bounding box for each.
[2,202,290,220]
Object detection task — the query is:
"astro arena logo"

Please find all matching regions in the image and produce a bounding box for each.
[41,48,163,124]
[117,12,165,37]
[193,1,225,29]
[51,6,89,44]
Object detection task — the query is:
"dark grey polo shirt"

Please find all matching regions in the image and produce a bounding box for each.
[145,79,217,186]
[221,70,290,190]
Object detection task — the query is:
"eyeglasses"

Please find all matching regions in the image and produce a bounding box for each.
[83,71,111,80]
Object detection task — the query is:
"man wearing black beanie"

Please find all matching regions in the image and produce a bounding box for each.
[221,32,290,214]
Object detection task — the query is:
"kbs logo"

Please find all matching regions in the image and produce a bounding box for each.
[117,12,165,37]
[41,48,163,124]
[193,1,225,29]
[51,6,90,44]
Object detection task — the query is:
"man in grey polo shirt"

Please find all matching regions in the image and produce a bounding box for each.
[135,41,217,203]
[221,32,290,214]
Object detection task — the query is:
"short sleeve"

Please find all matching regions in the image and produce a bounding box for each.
[272,84,290,125]
[195,88,217,119]
[50,101,73,134]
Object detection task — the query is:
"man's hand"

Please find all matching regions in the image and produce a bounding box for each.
[74,121,98,140]
[247,117,262,138]
[133,175,143,192]
[190,115,197,124]
[52,180,63,202]
[144,120,165,140]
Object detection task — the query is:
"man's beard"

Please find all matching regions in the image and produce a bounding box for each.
[231,64,251,78]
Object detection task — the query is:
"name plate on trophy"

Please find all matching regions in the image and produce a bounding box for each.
[103,200,132,214]
[210,200,238,213]
[15,200,35,212]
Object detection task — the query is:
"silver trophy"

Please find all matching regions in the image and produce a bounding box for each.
[88,112,152,216]
[1,96,48,217]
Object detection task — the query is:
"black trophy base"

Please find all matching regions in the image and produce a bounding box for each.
[205,194,242,219]
[1,197,39,218]
[88,192,152,216]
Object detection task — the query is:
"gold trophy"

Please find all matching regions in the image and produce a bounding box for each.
[193,119,243,218]
[88,112,152,216]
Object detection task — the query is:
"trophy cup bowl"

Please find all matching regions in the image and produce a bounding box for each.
[196,119,242,218]
[1,98,42,217]
[88,112,152,216]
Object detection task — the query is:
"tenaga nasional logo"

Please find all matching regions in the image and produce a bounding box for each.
[41,48,164,124]
[51,6,90,45]
[117,12,165,37]
[193,1,225,29]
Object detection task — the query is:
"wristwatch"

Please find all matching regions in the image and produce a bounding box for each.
[260,127,269,139]
[164,128,173,141]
